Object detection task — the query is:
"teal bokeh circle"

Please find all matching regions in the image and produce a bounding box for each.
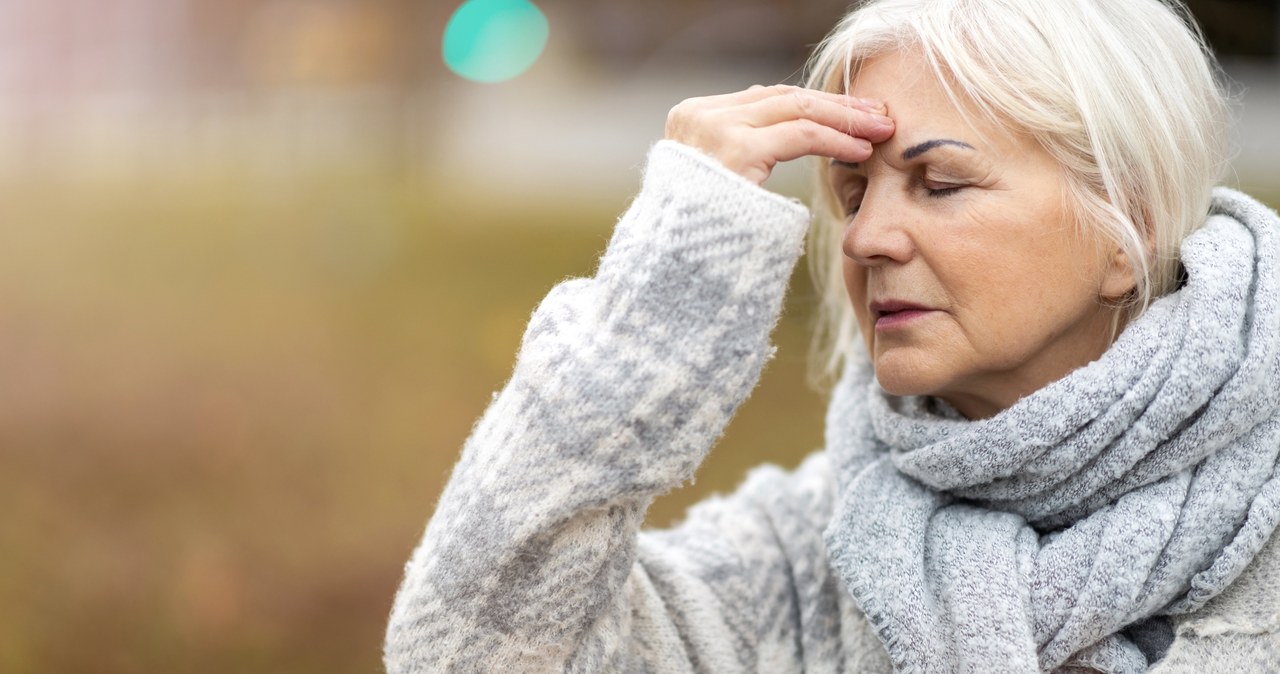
[443,0,549,83]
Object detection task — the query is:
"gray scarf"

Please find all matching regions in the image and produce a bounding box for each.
[822,188,1280,673]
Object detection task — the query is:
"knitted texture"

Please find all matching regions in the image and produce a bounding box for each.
[385,142,1280,673]
[822,188,1280,673]
[385,140,813,672]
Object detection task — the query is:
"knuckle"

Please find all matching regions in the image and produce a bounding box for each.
[666,99,704,130]
[790,90,814,114]
[797,121,819,142]
[668,98,695,118]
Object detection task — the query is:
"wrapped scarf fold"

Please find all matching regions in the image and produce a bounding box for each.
[822,188,1280,673]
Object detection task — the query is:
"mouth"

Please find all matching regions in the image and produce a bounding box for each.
[869,300,938,330]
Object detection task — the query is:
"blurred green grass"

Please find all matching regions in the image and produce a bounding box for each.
[0,166,828,673]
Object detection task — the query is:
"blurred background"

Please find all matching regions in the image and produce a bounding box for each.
[0,1,1275,672]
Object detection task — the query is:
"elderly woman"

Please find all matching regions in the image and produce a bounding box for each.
[386,0,1280,672]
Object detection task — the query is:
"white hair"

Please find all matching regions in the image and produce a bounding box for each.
[802,0,1232,388]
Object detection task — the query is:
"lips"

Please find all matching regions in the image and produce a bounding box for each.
[870,300,934,317]
[870,299,938,329]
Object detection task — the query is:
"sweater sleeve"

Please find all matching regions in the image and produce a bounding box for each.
[384,140,814,673]
[1147,530,1280,673]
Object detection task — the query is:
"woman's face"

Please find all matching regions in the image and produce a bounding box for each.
[833,50,1133,419]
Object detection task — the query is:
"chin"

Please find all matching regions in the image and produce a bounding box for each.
[871,354,945,398]
[870,365,931,399]
[874,372,929,398]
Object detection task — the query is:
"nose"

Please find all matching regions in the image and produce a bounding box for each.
[841,187,916,267]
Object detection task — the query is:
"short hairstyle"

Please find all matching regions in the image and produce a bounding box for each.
[802,0,1232,387]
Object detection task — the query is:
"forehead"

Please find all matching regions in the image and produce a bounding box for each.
[849,50,965,130]
[844,49,1021,159]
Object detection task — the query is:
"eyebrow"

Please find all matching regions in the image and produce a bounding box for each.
[829,138,974,170]
[902,139,973,160]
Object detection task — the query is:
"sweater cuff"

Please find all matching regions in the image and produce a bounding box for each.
[594,140,812,307]
[647,139,812,227]
[506,139,814,492]
[642,139,810,255]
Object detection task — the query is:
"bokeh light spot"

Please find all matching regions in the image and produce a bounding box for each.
[443,0,549,83]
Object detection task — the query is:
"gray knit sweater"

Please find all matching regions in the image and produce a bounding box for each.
[385,141,1280,673]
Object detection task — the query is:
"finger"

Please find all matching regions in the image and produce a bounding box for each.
[761,118,876,167]
[682,117,873,185]
[667,86,782,119]
[764,85,887,115]
[783,86,888,115]
[687,84,886,114]
[745,91,894,143]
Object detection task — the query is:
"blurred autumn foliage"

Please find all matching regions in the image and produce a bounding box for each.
[0,162,833,672]
[0,1,1274,673]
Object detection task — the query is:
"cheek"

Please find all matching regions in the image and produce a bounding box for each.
[945,226,1101,356]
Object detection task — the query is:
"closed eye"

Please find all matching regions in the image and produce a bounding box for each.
[833,178,867,219]
[922,179,966,198]
[828,160,867,220]
[925,185,963,198]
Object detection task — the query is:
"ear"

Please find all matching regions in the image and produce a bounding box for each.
[1099,245,1138,301]
[1099,204,1159,302]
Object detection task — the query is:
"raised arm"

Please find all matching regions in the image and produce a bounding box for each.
[385,87,892,673]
